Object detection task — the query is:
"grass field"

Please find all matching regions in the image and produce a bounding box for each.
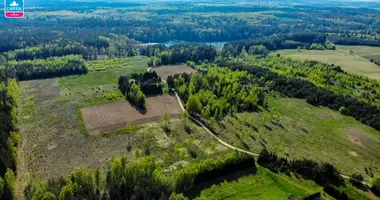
[336,45,380,57]
[58,57,149,107]
[195,167,322,200]
[152,65,197,80]
[211,97,380,179]
[18,57,225,182]
[87,56,149,71]
[196,167,375,200]
[275,49,380,80]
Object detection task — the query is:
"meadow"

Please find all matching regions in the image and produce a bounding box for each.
[196,167,374,200]
[17,57,224,184]
[275,49,380,80]
[210,97,380,179]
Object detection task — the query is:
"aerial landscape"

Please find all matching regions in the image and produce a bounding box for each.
[1,0,380,199]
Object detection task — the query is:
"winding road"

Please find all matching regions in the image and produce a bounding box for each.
[173,90,259,157]
[172,90,372,187]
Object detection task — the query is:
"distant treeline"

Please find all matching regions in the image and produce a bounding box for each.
[139,44,217,66]
[222,32,333,56]
[328,35,380,47]
[6,55,88,81]
[1,35,140,61]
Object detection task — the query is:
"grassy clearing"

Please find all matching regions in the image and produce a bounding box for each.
[211,97,380,178]
[195,167,322,200]
[18,56,225,181]
[275,49,380,79]
[19,79,225,181]
[196,166,375,200]
[58,57,149,106]
[336,45,380,57]
[87,56,149,71]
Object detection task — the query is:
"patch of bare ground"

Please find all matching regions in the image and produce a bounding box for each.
[319,112,342,119]
[345,128,380,152]
[152,65,197,80]
[81,94,183,135]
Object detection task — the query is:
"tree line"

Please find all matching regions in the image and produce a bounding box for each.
[0,78,20,200]
[328,35,380,47]
[258,149,343,187]
[25,149,375,200]
[139,44,217,66]
[171,152,255,194]
[6,55,88,81]
[222,32,333,57]
[1,35,141,61]
[25,152,254,200]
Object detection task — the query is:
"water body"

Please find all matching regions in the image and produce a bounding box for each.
[161,40,226,47]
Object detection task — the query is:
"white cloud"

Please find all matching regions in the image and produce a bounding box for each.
[10,1,19,7]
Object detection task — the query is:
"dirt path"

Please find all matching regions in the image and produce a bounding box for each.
[173,90,259,157]
[173,90,374,187]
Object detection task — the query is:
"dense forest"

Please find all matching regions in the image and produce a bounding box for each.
[1,1,380,55]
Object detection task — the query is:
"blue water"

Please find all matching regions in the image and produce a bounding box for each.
[161,40,226,47]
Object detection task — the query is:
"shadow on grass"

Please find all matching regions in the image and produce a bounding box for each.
[185,167,258,199]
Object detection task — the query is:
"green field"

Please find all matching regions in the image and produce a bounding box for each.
[275,49,380,79]
[336,45,380,57]
[58,56,149,106]
[196,167,322,200]
[196,167,374,200]
[211,97,380,178]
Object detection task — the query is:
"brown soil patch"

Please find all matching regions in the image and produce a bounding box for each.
[81,94,183,135]
[319,112,341,119]
[345,128,379,151]
[153,65,197,80]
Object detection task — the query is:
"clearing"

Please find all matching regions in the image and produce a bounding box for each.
[276,49,380,79]
[335,45,380,57]
[210,97,380,178]
[17,58,225,183]
[81,95,183,135]
[152,64,197,80]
